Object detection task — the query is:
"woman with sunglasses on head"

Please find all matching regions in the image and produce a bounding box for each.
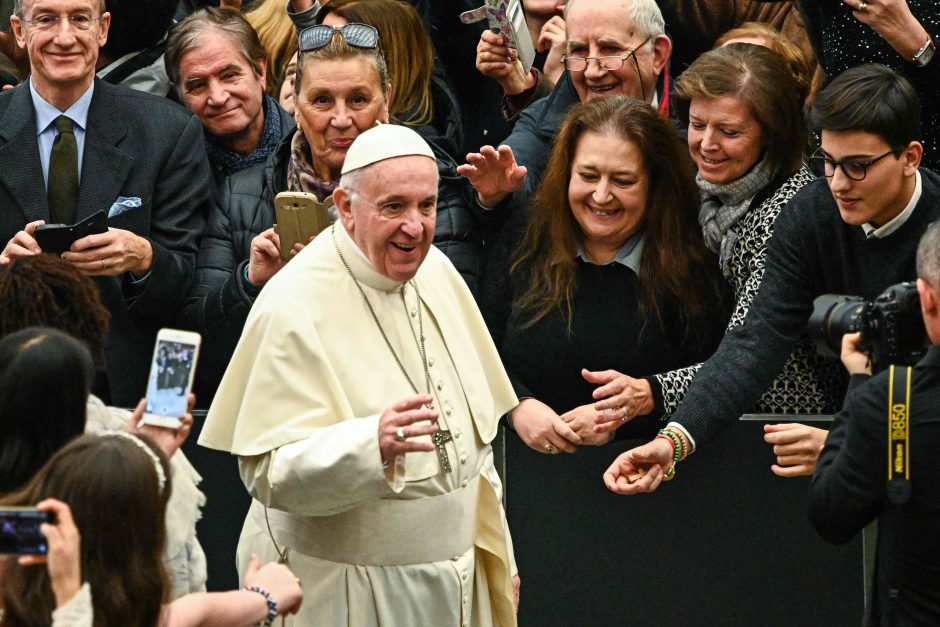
[594,44,846,481]
[316,0,464,160]
[0,433,303,626]
[183,23,491,405]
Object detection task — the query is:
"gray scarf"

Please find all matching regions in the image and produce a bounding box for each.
[697,158,773,277]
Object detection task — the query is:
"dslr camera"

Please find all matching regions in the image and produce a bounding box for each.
[808,281,927,372]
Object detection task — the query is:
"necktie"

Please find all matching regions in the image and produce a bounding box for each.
[47,115,78,225]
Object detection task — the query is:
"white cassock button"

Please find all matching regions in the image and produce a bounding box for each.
[454,430,461,439]
[452,555,461,561]
[411,309,417,318]
[428,356,435,367]
[460,455,468,464]
[437,381,444,391]
[461,479,469,487]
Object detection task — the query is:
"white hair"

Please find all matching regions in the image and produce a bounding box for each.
[565,0,665,41]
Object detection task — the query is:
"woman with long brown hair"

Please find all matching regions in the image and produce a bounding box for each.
[479,95,730,624]
[0,433,303,626]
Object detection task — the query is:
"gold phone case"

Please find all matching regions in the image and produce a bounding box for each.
[273,192,334,261]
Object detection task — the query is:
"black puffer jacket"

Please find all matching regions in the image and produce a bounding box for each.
[181,127,494,405]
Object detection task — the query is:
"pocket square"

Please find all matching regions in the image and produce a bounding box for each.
[108,196,142,218]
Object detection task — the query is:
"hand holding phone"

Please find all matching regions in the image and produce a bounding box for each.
[14,499,84,608]
[34,211,108,255]
[0,507,54,555]
[273,192,333,261]
[141,329,201,429]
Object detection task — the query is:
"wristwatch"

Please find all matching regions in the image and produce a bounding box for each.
[913,38,935,67]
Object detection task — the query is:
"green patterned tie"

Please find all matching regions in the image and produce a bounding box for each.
[47,115,78,224]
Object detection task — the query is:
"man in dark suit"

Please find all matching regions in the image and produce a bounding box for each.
[0,0,208,406]
[810,221,940,626]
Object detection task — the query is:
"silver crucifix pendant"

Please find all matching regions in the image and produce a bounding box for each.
[431,430,453,472]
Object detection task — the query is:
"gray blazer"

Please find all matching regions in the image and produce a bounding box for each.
[0,78,209,405]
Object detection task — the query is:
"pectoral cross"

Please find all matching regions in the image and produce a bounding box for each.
[431,430,453,473]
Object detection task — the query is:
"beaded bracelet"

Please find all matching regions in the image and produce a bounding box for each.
[657,429,681,466]
[245,585,279,627]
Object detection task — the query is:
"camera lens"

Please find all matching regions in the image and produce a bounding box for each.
[808,295,867,358]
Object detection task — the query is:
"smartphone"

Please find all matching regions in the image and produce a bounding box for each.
[141,329,202,429]
[459,0,536,72]
[273,191,333,261]
[0,508,54,555]
[34,210,109,255]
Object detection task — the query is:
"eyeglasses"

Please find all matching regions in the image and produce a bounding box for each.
[298,23,380,52]
[24,12,102,32]
[810,149,897,181]
[562,37,650,73]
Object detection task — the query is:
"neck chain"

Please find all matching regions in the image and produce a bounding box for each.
[332,226,432,406]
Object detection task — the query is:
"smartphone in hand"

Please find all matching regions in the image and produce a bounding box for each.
[273,191,333,261]
[0,508,54,555]
[141,329,201,429]
[34,210,108,254]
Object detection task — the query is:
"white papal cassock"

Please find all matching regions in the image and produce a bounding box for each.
[199,223,519,626]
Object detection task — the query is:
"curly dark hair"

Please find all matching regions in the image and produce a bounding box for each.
[0,255,110,367]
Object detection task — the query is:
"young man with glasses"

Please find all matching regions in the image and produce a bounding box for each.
[605,63,940,493]
[0,0,208,407]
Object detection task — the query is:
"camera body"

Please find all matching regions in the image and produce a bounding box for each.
[808,282,927,372]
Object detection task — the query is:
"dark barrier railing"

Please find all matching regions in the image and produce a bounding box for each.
[185,412,862,625]
[500,414,861,626]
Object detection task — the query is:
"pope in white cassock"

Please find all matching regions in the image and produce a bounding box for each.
[198,124,520,626]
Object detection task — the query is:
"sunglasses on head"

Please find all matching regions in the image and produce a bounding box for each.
[298,23,380,52]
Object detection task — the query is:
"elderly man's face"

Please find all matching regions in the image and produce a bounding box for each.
[565,0,669,104]
[336,155,438,282]
[176,29,266,147]
[12,0,110,100]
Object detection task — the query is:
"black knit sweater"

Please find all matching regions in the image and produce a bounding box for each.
[481,233,728,438]
[675,168,940,444]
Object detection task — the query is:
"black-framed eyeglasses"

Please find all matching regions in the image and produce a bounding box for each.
[810,149,897,181]
[298,23,380,52]
[562,37,650,73]
[24,12,102,32]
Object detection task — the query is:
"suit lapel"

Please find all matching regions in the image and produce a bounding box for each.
[0,86,50,223]
[76,80,132,221]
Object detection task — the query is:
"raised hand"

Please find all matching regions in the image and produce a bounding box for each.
[475,30,533,95]
[457,145,526,208]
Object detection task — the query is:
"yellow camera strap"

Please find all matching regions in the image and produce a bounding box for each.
[887,365,912,505]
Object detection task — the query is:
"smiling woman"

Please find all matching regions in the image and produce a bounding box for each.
[479,96,730,618]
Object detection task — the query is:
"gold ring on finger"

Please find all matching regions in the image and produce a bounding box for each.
[544,444,557,455]
[858,0,868,10]
[395,426,406,442]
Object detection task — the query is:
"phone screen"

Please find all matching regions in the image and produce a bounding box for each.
[0,510,51,555]
[145,339,197,418]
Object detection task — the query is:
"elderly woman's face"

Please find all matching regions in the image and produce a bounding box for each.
[296,57,390,181]
[688,95,764,185]
[568,130,648,262]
